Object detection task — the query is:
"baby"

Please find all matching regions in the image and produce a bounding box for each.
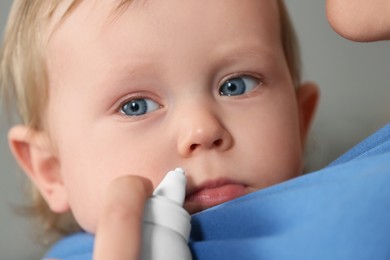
[0,0,318,258]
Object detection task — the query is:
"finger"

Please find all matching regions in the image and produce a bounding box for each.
[94,175,153,260]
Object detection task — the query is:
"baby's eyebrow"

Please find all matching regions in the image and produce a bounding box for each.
[219,43,279,64]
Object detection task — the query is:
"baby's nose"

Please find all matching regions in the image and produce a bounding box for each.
[176,107,233,157]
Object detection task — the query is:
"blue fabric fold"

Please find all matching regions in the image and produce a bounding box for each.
[328,123,390,166]
[44,123,390,260]
[189,152,390,259]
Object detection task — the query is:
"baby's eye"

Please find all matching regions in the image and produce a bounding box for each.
[219,75,260,96]
[120,98,160,116]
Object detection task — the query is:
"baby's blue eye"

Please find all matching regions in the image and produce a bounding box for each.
[120,98,160,116]
[219,76,259,96]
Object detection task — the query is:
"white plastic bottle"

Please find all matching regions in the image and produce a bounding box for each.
[141,168,192,260]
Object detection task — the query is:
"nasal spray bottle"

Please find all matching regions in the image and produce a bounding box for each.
[141,168,192,260]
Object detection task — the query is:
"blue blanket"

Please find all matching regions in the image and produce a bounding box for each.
[44,123,390,260]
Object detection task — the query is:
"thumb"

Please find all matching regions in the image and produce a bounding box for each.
[94,175,153,260]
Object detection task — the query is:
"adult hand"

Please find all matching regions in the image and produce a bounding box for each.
[94,175,153,260]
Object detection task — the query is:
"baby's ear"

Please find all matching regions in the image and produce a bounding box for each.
[296,82,320,149]
[8,125,69,213]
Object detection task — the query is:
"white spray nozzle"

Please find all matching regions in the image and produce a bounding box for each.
[152,168,186,205]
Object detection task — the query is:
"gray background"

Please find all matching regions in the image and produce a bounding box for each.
[1,1,390,259]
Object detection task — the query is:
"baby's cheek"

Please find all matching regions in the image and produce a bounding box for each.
[65,185,102,233]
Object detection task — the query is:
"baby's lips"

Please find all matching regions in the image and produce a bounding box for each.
[185,178,249,210]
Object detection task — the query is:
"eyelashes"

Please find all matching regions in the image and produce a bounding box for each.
[120,98,160,116]
[117,73,263,117]
[219,75,261,96]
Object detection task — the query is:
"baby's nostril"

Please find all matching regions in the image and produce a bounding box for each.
[190,144,198,150]
[214,139,223,146]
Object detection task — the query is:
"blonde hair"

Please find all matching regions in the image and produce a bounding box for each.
[0,0,300,237]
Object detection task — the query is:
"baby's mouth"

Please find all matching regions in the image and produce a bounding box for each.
[184,179,249,214]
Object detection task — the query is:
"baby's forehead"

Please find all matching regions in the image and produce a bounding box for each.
[48,0,280,32]
[47,0,282,54]
[45,0,285,80]
[45,0,284,81]
[46,0,133,39]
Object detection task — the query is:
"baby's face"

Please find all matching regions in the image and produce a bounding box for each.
[46,0,307,232]
[326,0,390,41]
